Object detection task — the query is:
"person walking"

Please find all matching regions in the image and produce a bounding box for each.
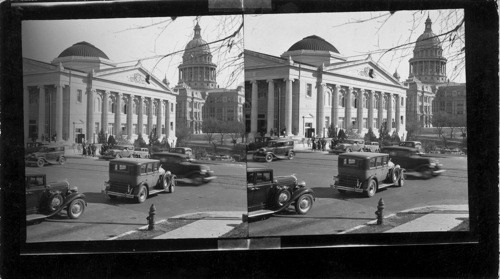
[82,142,87,157]
[91,143,96,157]
[312,138,317,151]
[321,138,327,151]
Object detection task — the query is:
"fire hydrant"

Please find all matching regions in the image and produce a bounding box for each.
[375,198,385,225]
[147,204,156,230]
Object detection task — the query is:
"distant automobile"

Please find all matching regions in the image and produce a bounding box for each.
[363,141,380,152]
[132,147,150,158]
[330,139,365,154]
[169,147,193,159]
[25,145,66,167]
[244,167,314,221]
[248,136,276,152]
[252,139,295,162]
[102,145,134,159]
[26,173,86,222]
[103,158,175,203]
[380,146,444,179]
[150,152,216,186]
[398,141,423,152]
[331,152,404,197]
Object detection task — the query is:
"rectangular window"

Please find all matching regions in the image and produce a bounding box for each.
[133,124,138,134]
[77,90,82,103]
[170,122,173,131]
[363,118,368,128]
[306,84,312,97]
[161,125,165,134]
[95,122,100,134]
[108,123,113,135]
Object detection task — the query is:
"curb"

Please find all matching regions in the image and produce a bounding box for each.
[338,204,468,234]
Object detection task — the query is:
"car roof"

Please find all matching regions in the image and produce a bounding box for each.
[110,158,160,164]
[339,152,388,159]
[270,139,293,142]
[151,152,189,158]
[400,141,422,144]
[247,167,273,172]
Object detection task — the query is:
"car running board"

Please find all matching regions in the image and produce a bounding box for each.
[26,214,49,222]
[149,189,167,195]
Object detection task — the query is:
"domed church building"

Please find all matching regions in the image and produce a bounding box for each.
[245,35,407,139]
[23,41,178,146]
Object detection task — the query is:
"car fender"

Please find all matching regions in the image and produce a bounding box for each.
[41,193,87,219]
[290,188,315,202]
[134,182,148,195]
[365,175,379,189]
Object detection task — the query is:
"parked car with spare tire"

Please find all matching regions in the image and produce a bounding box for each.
[102,158,175,203]
[331,152,405,197]
[244,167,315,221]
[26,173,86,222]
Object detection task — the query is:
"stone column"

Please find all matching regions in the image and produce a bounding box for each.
[344,87,352,129]
[86,89,95,143]
[156,99,163,138]
[331,84,339,129]
[101,91,109,135]
[316,82,325,137]
[127,95,133,139]
[24,86,29,144]
[191,97,195,134]
[250,80,258,135]
[377,92,384,130]
[357,89,364,131]
[147,98,153,136]
[387,93,393,131]
[138,96,144,136]
[266,79,275,135]
[164,100,170,138]
[38,86,46,141]
[395,94,401,132]
[368,90,374,129]
[114,93,122,138]
[284,78,293,136]
[55,84,63,141]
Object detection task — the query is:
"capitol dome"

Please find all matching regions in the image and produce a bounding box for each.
[414,17,441,49]
[287,35,339,53]
[57,41,109,59]
[184,23,210,53]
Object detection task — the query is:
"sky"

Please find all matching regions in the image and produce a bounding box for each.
[22,15,244,88]
[244,10,465,83]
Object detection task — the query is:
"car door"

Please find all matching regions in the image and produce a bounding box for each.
[25,176,47,214]
[247,171,273,211]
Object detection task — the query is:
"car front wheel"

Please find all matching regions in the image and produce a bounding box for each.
[136,185,148,203]
[67,198,85,219]
[276,189,291,207]
[37,159,45,168]
[58,156,66,165]
[46,193,64,213]
[365,179,377,198]
[295,194,313,215]
[288,151,295,160]
[265,154,273,163]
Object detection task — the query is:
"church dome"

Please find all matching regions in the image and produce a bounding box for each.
[185,23,210,53]
[57,41,109,59]
[287,35,339,53]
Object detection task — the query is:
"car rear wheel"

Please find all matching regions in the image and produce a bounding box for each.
[58,156,66,165]
[365,179,377,198]
[288,151,295,160]
[37,159,45,168]
[276,189,291,207]
[192,174,204,186]
[46,193,64,213]
[421,167,432,179]
[295,194,313,214]
[265,154,273,163]
[67,198,85,219]
[136,185,148,203]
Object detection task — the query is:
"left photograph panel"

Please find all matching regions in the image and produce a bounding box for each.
[22,15,248,242]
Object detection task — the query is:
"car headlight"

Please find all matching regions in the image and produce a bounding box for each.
[69,185,79,193]
[296,181,306,188]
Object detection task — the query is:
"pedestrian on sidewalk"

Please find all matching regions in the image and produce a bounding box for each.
[91,143,96,157]
[307,138,311,147]
[82,142,87,157]
[321,138,326,151]
[312,138,317,151]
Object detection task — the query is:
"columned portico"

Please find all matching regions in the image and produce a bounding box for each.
[86,89,95,143]
[127,94,133,139]
[37,85,46,141]
[331,84,339,129]
[101,91,109,135]
[266,79,275,135]
[344,87,352,129]
[156,99,163,139]
[377,92,384,129]
[147,98,153,136]
[137,96,144,136]
[284,78,293,136]
[114,93,122,138]
[55,84,63,142]
[356,89,364,131]
[368,90,374,129]
[387,93,393,130]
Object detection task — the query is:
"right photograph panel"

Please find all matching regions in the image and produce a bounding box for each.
[244,10,468,236]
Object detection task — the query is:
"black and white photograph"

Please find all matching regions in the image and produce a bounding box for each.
[22,15,248,241]
[244,10,469,236]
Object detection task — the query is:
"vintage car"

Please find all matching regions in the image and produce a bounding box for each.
[150,152,216,186]
[26,142,49,155]
[25,145,66,167]
[102,144,134,159]
[247,136,276,152]
[132,147,150,158]
[169,147,193,159]
[398,141,424,152]
[363,141,380,152]
[252,139,295,162]
[331,152,405,197]
[26,173,86,222]
[330,139,365,154]
[103,158,175,203]
[380,146,444,179]
[244,167,314,221]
